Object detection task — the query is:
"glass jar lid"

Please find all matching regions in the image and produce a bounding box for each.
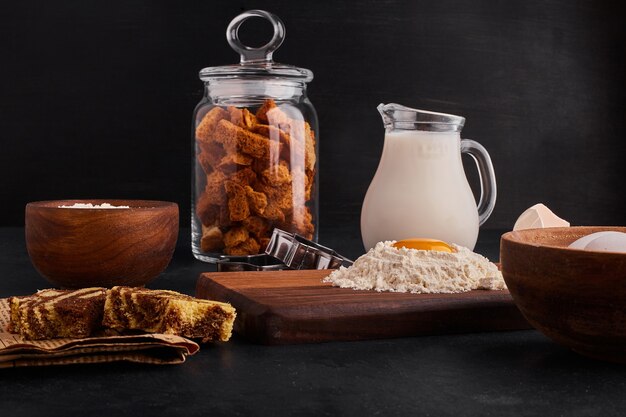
[199,10,313,82]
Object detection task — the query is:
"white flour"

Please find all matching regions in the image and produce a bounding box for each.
[323,241,505,293]
[58,203,130,209]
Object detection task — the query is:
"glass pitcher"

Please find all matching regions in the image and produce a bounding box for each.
[360,103,496,250]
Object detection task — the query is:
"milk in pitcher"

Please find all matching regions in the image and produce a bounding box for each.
[361,129,479,250]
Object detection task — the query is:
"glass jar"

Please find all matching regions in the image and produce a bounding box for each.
[191,10,319,262]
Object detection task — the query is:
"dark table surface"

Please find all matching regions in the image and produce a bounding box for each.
[0,227,624,417]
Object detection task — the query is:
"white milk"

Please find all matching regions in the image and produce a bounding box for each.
[361,130,479,250]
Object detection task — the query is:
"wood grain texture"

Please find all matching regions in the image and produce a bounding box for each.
[25,200,179,288]
[501,226,626,363]
[196,269,530,345]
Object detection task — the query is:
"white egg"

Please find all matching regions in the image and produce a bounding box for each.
[569,231,626,253]
[568,231,622,249]
[585,233,626,253]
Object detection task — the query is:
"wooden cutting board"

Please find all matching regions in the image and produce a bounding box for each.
[196,270,531,345]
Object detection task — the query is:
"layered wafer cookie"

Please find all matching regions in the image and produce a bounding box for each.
[8,288,107,340]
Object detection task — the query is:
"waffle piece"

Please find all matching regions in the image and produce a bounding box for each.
[103,287,236,342]
[201,224,224,252]
[265,105,291,128]
[223,226,249,248]
[214,119,272,159]
[253,124,290,146]
[230,167,257,186]
[198,141,225,174]
[205,170,227,205]
[259,202,286,223]
[304,122,316,172]
[8,288,107,340]
[254,180,293,211]
[242,216,270,239]
[217,152,254,173]
[196,107,229,143]
[244,185,268,215]
[196,192,220,226]
[291,206,315,239]
[225,237,261,256]
[292,167,313,201]
[225,181,250,221]
[228,106,257,129]
[255,99,278,123]
[261,160,292,186]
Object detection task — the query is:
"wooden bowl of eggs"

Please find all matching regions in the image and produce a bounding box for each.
[25,200,179,288]
[500,226,626,363]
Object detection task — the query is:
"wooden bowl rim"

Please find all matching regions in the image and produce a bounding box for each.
[26,199,178,211]
[501,226,626,255]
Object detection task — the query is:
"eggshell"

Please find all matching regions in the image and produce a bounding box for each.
[513,203,570,231]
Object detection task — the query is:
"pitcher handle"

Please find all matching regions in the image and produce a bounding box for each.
[460,139,497,226]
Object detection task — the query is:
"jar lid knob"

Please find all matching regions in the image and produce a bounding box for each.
[226,10,286,64]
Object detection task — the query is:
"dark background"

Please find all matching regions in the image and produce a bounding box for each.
[1,0,624,240]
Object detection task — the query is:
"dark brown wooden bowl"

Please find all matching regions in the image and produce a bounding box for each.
[500,226,626,363]
[25,200,179,288]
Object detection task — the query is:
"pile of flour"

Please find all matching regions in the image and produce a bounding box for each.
[323,241,505,294]
[58,203,130,209]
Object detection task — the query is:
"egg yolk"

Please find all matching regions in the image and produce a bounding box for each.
[392,238,454,253]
